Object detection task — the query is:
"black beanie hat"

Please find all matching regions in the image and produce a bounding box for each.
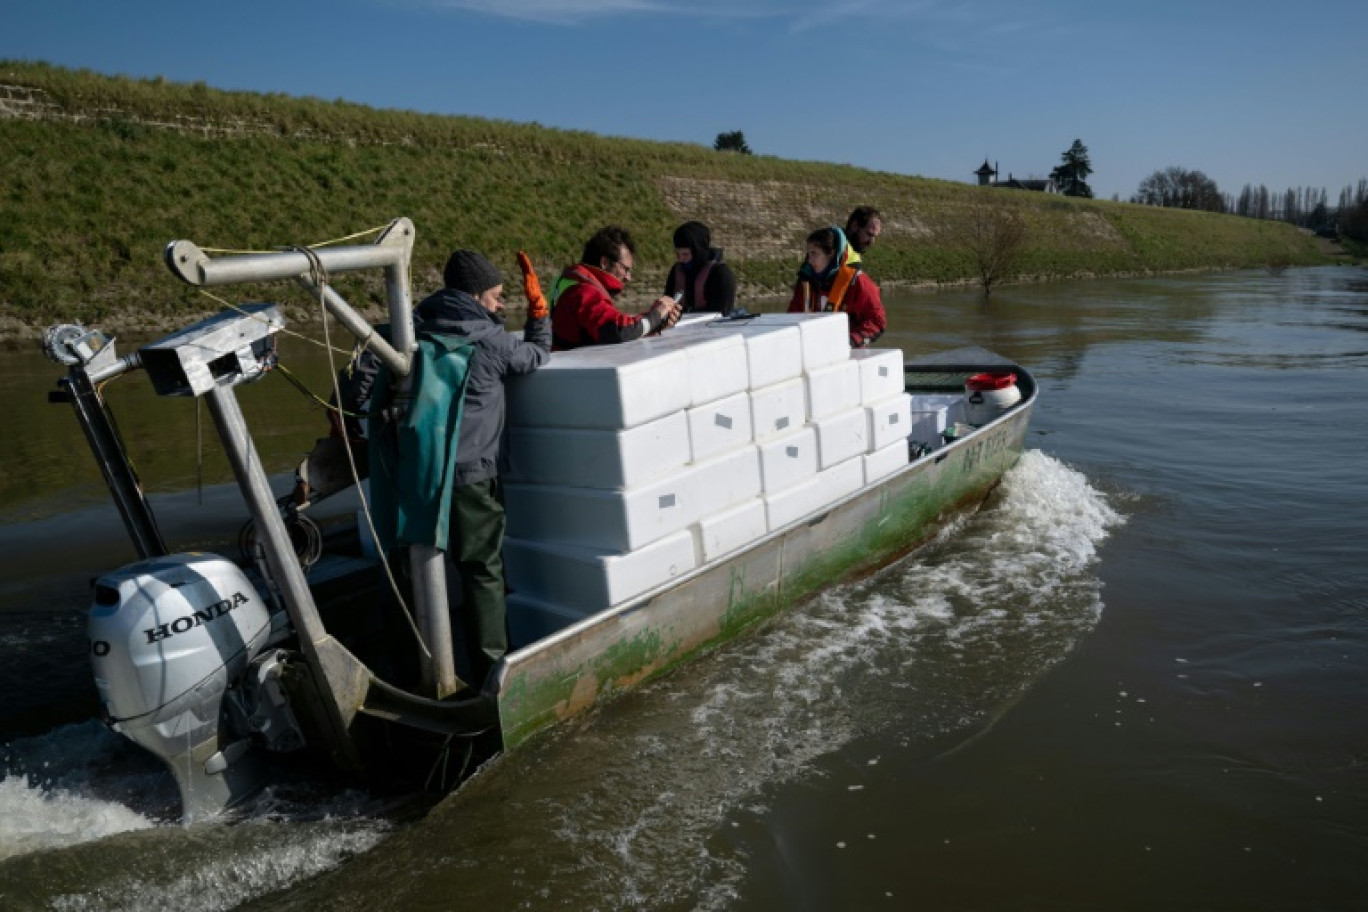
[443,250,502,295]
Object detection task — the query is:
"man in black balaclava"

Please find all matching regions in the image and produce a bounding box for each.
[663,220,737,315]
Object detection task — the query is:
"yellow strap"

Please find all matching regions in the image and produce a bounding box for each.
[199,221,392,256]
[194,289,353,355]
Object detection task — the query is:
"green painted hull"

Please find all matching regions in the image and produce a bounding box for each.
[496,371,1034,750]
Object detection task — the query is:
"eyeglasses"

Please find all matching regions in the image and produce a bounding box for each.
[610,259,633,278]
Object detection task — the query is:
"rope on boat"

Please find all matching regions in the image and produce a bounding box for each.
[192,224,398,354]
[272,363,365,419]
[299,244,433,662]
[91,373,157,512]
[197,222,394,256]
[193,288,354,356]
[424,734,475,793]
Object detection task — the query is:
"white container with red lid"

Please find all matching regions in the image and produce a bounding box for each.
[964,372,1021,426]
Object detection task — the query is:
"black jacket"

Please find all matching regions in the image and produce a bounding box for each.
[663,249,737,315]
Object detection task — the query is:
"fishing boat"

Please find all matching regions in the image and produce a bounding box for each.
[42,218,1035,822]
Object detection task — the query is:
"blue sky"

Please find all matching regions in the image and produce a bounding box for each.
[4,0,1364,203]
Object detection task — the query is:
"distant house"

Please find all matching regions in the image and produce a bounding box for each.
[973,159,1058,194]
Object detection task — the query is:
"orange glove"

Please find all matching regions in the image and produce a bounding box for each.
[517,251,548,319]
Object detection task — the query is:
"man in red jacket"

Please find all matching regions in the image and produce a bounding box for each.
[550,225,681,351]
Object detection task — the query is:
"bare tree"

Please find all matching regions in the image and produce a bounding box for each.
[1283,188,1298,225]
[950,200,1028,295]
[1132,166,1225,212]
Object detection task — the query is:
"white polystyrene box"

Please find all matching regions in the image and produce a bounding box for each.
[758,425,818,493]
[750,378,806,442]
[763,457,864,529]
[507,592,595,648]
[506,341,692,430]
[504,530,697,612]
[686,333,748,406]
[909,394,967,448]
[804,358,862,420]
[850,348,904,404]
[508,411,690,489]
[817,456,866,504]
[912,393,967,418]
[863,439,909,485]
[505,470,695,552]
[686,319,803,389]
[687,391,754,463]
[695,498,768,563]
[754,313,850,370]
[762,475,820,531]
[641,329,750,406]
[866,393,913,452]
[811,408,868,470]
[691,445,763,519]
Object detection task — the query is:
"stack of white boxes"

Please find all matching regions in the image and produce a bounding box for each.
[501,313,914,640]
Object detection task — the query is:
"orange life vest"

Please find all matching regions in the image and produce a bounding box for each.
[666,259,716,311]
[797,244,863,313]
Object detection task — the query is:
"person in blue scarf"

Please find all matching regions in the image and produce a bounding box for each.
[787,225,886,347]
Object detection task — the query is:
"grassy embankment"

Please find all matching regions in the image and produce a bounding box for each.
[0,60,1328,339]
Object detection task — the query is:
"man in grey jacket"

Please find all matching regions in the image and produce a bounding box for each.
[409,249,550,686]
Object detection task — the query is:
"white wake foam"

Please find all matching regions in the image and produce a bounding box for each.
[0,721,163,861]
[0,722,389,910]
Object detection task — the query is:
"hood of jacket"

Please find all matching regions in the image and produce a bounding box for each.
[569,262,624,297]
[415,287,508,340]
[673,221,720,271]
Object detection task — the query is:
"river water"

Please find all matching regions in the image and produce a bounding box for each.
[0,266,1365,910]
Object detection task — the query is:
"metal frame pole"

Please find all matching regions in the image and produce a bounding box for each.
[163,217,418,377]
[59,371,167,559]
[205,385,366,765]
[411,545,460,697]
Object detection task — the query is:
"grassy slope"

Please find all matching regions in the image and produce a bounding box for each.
[1,60,1326,337]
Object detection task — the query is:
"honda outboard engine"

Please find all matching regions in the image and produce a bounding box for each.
[89,552,302,822]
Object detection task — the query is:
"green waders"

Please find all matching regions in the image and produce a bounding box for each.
[448,477,508,684]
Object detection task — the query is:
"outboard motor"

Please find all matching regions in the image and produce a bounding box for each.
[89,552,302,822]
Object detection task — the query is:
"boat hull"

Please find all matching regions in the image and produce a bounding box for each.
[496,392,1033,749]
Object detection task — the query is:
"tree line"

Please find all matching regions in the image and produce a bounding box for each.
[1130,167,1368,245]
[707,125,1363,248]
